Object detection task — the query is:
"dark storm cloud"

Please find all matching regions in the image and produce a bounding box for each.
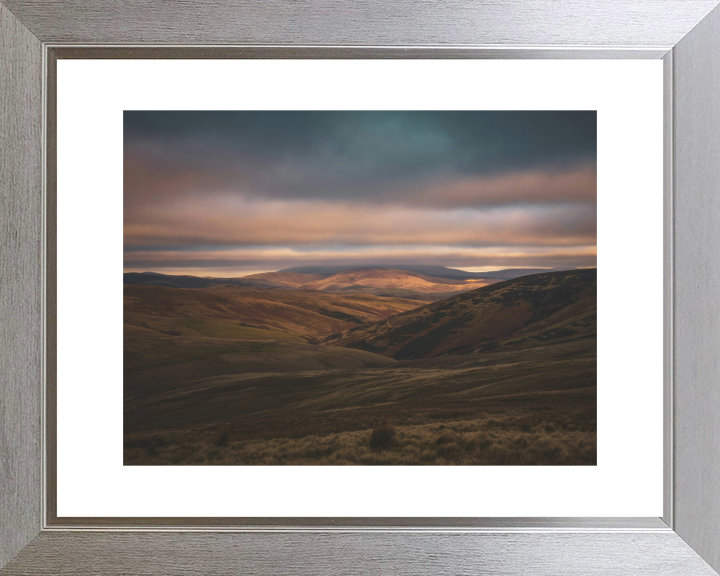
[124,111,596,206]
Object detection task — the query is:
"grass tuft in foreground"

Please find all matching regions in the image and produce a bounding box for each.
[369,423,396,451]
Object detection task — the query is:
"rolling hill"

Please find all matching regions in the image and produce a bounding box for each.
[279,264,577,280]
[123,266,574,302]
[124,284,426,341]
[237,271,327,288]
[123,271,287,289]
[245,267,494,296]
[323,268,596,360]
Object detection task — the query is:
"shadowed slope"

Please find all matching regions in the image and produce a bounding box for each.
[324,269,596,359]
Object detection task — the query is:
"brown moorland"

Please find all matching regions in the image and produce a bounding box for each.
[124,269,597,465]
[325,268,596,359]
[124,285,426,340]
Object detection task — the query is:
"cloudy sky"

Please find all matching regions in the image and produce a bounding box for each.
[124,111,596,276]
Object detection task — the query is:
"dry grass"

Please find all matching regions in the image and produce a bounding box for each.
[124,335,597,466]
[215,425,232,448]
[369,423,396,451]
[124,411,596,466]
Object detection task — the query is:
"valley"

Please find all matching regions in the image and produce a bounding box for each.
[124,266,597,466]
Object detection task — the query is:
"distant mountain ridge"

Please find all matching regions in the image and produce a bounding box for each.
[125,265,578,296]
[123,272,286,289]
[245,267,493,299]
[279,264,576,280]
[324,268,596,360]
[125,267,502,300]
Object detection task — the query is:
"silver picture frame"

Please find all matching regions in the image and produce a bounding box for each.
[2,1,720,573]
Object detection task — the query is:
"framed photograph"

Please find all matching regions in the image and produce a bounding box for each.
[121,108,600,469]
[2,1,720,574]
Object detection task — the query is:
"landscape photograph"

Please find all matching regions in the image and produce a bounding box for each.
[123,110,597,466]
